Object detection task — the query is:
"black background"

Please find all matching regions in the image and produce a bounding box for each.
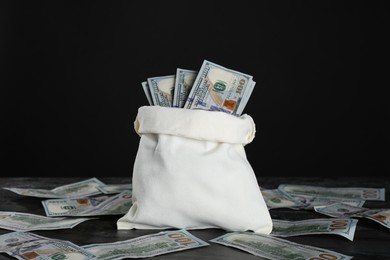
[1,1,388,178]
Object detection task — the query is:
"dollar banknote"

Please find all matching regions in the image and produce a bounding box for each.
[94,191,132,215]
[184,60,255,116]
[3,177,106,198]
[147,75,176,107]
[172,68,197,108]
[271,218,358,241]
[278,184,385,201]
[361,209,390,230]
[314,203,372,218]
[42,195,111,217]
[0,211,92,232]
[141,81,153,105]
[314,203,390,230]
[97,183,132,194]
[97,183,133,194]
[210,232,352,260]
[82,229,209,259]
[260,189,307,209]
[0,231,96,259]
[289,194,365,209]
[42,191,132,217]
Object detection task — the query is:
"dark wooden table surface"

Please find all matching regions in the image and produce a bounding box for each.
[0,177,389,260]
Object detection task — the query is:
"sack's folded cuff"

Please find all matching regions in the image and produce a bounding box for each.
[134,106,256,145]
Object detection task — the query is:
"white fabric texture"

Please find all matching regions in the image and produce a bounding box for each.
[117,106,273,234]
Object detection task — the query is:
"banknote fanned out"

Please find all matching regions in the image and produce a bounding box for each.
[147,75,176,107]
[184,60,255,116]
[141,81,153,105]
[173,68,197,108]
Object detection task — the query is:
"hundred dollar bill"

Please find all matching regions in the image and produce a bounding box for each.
[210,232,352,260]
[82,229,209,259]
[184,60,255,116]
[271,218,358,241]
[278,184,385,201]
[42,191,132,217]
[0,231,96,259]
[361,209,390,230]
[94,191,132,215]
[42,195,111,217]
[172,68,197,108]
[314,203,372,218]
[289,194,365,209]
[314,203,390,230]
[0,211,91,232]
[141,81,154,105]
[147,75,175,107]
[260,189,307,209]
[3,177,106,199]
[97,183,132,194]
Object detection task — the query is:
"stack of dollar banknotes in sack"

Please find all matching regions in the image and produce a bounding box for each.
[0,60,388,259]
[141,60,255,115]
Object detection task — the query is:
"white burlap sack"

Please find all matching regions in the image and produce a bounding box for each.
[117,106,272,234]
